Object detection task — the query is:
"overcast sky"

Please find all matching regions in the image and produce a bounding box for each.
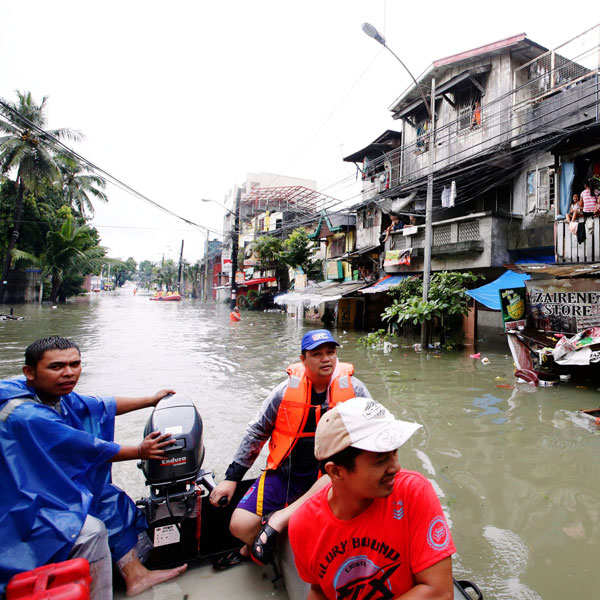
[1,1,593,263]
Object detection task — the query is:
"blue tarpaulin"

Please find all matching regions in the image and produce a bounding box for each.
[559,161,575,217]
[466,270,530,310]
[359,275,408,294]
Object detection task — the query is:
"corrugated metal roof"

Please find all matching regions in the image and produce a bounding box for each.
[359,275,409,294]
[274,281,368,306]
[506,263,600,277]
[389,34,547,117]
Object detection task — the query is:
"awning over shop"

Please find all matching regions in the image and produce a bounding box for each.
[359,275,409,294]
[466,270,530,310]
[238,277,276,287]
[506,263,600,277]
[341,245,380,259]
[274,280,368,307]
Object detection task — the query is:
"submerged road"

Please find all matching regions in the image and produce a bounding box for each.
[1,288,599,599]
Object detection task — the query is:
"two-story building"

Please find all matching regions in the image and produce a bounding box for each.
[355,26,600,332]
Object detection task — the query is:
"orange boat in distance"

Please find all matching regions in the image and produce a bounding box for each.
[150,291,182,302]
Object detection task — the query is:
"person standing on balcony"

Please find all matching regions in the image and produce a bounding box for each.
[383,214,403,242]
[581,180,598,217]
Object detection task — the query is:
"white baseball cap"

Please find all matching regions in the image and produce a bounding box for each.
[315,397,422,460]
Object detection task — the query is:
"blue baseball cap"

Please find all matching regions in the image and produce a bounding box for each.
[301,329,340,352]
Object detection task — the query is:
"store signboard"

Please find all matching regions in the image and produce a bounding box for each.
[499,287,526,332]
[525,278,600,333]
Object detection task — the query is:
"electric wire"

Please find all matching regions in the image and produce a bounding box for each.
[0,99,221,236]
[1,60,598,247]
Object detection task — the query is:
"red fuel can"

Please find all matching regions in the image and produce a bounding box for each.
[6,559,91,600]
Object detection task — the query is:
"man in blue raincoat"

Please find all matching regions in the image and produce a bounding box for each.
[0,336,187,598]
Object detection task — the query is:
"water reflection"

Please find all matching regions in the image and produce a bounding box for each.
[1,292,600,599]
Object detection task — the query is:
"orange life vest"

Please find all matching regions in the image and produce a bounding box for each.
[266,362,355,470]
[230,311,241,322]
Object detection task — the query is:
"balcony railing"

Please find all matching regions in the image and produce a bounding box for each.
[513,24,600,110]
[556,218,600,263]
[387,214,483,253]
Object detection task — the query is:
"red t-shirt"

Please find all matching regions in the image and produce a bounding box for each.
[288,470,455,599]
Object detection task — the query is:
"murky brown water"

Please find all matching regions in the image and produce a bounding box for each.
[2,288,600,599]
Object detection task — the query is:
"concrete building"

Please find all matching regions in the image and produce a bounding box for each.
[347,26,600,332]
[218,173,323,303]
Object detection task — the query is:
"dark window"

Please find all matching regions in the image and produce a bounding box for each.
[361,208,375,229]
[329,236,345,257]
[456,89,482,133]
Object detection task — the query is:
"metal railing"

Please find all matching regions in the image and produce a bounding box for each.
[513,24,600,110]
[388,217,482,252]
[556,218,600,263]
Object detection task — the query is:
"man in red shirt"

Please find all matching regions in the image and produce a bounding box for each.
[288,397,454,600]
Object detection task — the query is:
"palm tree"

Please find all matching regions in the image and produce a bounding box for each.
[56,154,108,218]
[13,212,105,303]
[0,91,81,299]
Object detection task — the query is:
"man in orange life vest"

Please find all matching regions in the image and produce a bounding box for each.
[209,329,371,564]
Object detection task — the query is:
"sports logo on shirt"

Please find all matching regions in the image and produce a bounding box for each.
[333,556,400,600]
[427,516,450,550]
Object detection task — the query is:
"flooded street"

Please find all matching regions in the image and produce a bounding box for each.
[1,291,600,600]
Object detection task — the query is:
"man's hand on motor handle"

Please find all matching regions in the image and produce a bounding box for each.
[150,389,176,406]
[209,480,238,507]
[138,431,174,459]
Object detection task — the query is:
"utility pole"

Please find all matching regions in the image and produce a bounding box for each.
[177,239,184,293]
[421,77,436,346]
[229,186,241,309]
[203,231,210,302]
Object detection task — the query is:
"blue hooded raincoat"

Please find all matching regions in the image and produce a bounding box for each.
[0,378,146,591]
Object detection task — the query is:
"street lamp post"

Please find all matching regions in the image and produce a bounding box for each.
[229,187,241,309]
[362,23,436,346]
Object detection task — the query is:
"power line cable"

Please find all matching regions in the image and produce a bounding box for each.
[0,99,221,236]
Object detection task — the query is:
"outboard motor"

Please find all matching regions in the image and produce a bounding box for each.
[141,395,205,487]
[137,395,216,564]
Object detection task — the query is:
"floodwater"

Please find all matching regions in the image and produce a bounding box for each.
[1,288,600,600]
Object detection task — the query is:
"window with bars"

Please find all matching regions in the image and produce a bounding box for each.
[361,207,375,229]
[415,120,430,154]
[458,221,480,242]
[433,225,452,246]
[456,90,482,134]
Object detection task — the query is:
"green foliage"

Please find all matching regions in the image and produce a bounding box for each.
[154,259,178,290]
[0,91,108,301]
[358,329,392,348]
[56,154,108,218]
[12,210,107,302]
[112,257,137,287]
[253,235,283,269]
[137,260,155,288]
[281,228,317,273]
[382,271,480,341]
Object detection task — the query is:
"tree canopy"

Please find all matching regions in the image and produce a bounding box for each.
[0,91,110,302]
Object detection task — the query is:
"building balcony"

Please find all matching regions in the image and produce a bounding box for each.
[556,218,600,263]
[384,212,516,272]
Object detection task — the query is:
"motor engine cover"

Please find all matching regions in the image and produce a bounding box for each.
[141,395,204,486]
